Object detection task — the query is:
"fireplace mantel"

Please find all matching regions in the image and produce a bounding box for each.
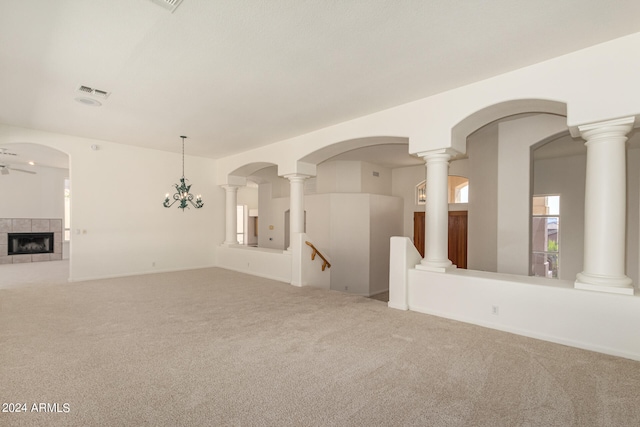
[1,218,63,264]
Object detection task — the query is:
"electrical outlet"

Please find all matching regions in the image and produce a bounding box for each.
[492,305,499,315]
[345,286,348,291]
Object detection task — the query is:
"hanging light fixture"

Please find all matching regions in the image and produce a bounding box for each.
[163,136,203,210]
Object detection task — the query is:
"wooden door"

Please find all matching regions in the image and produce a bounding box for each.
[413,212,425,257]
[448,211,468,269]
[413,211,467,268]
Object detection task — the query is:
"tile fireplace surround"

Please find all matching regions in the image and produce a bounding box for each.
[0,218,63,264]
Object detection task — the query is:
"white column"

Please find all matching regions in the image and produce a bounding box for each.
[222,185,239,245]
[417,149,456,272]
[285,174,308,251]
[575,117,635,295]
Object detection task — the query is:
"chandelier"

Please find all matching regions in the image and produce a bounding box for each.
[163,136,203,210]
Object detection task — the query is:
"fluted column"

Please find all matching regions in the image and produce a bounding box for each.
[417,149,456,272]
[575,117,634,295]
[222,185,240,245]
[285,174,309,251]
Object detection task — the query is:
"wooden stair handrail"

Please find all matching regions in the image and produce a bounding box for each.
[305,241,331,271]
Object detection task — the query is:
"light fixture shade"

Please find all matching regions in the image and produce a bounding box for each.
[163,136,203,210]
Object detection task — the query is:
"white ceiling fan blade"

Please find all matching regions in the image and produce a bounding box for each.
[0,148,17,156]
[10,167,37,174]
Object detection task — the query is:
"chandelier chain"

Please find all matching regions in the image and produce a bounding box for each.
[181,136,185,178]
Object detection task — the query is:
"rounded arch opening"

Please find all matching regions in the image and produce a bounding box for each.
[451,99,568,153]
[299,136,411,166]
[0,142,71,281]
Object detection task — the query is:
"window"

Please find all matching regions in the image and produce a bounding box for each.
[416,181,426,205]
[531,195,560,278]
[416,176,470,205]
[454,181,469,203]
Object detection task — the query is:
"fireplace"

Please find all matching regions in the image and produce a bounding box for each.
[8,233,54,255]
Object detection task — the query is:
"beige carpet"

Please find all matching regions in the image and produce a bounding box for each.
[1,265,639,426]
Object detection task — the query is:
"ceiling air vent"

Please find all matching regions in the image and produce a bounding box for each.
[149,0,183,13]
[77,85,110,99]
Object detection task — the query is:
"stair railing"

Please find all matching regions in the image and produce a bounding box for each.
[305,241,331,271]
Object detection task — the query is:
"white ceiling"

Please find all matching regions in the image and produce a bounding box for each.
[2,0,640,162]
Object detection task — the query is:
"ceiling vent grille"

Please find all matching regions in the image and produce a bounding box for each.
[77,85,110,99]
[149,0,183,13]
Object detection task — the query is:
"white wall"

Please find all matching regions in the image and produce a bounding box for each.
[533,152,586,281]
[405,267,640,361]
[0,124,223,281]
[216,245,291,283]
[465,115,568,275]
[258,186,288,250]
[467,123,499,271]
[360,162,392,195]
[369,194,403,295]
[314,160,393,196]
[238,186,258,210]
[316,161,361,193]
[391,165,425,239]
[496,114,567,275]
[71,141,220,281]
[255,166,290,250]
[305,194,331,254]
[449,158,469,179]
[329,194,370,294]
[283,192,402,296]
[0,164,67,219]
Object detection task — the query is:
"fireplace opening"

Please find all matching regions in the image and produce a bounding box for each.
[8,233,54,255]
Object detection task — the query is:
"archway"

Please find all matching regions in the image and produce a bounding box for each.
[299,136,422,297]
[451,100,569,277]
[0,142,71,283]
[228,162,280,248]
[451,99,567,154]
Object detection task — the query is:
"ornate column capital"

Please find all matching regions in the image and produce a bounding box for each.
[417,148,459,161]
[578,117,635,143]
[283,173,312,183]
[220,184,241,191]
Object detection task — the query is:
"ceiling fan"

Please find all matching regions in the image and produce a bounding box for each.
[0,163,36,175]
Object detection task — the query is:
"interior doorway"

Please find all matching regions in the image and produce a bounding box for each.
[413,211,468,268]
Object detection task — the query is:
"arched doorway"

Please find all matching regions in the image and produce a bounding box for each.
[451,100,569,277]
[0,142,70,284]
[300,137,422,297]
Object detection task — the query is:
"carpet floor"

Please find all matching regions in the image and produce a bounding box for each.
[1,265,639,426]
